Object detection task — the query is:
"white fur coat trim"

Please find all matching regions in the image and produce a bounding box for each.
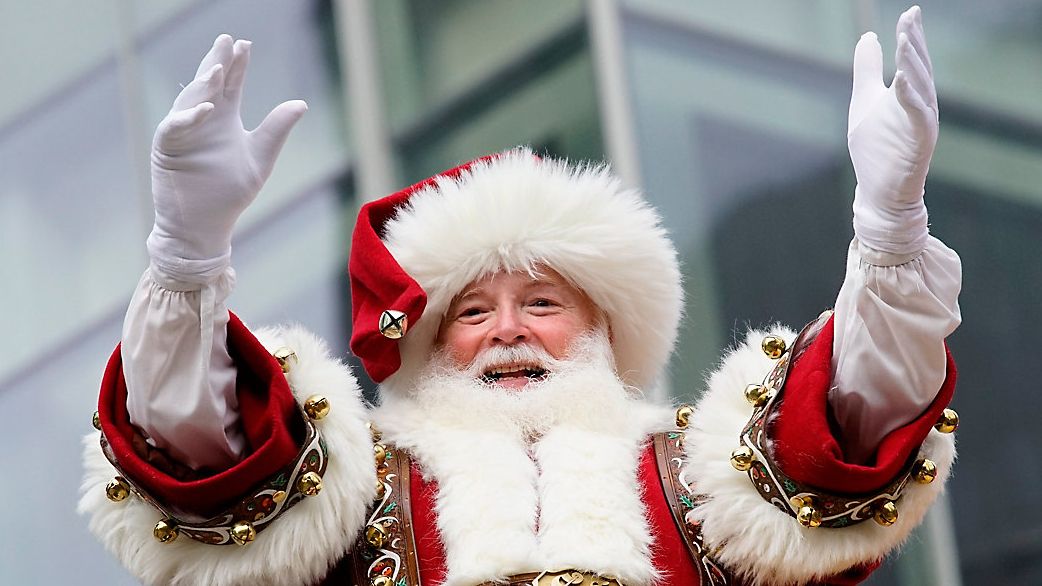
[683,327,956,586]
[373,398,673,586]
[380,148,683,394]
[80,325,376,586]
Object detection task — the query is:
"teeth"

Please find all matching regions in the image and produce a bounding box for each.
[482,365,547,381]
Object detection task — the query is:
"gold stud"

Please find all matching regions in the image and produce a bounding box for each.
[303,395,330,420]
[375,481,387,501]
[371,577,394,586]
[92,411,101,430]
[730,446,754,471]
[230,520,257,546]
[935,408,959,434]
[913,458,938,484]
[365,521,391,549]
[761,335,787,359]
[675,405,694,428]
[374,443,388,467]
[273,347,297,373]
[105,477,130,502]
[153,519,179,543]
[744,384,770,407]
[272,490,287,504]
[797,505,822,528]
[873,500,899,526]
[378,310,408,339]
[297,471,323,497]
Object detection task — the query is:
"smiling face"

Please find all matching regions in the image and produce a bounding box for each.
[436,267,602,389]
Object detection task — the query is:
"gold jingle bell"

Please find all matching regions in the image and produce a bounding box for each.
[744,383,770,407]
[873,500,899,527]
[153,519,179,543]
[797,505,822,528]
[92,411,101,430]
[304,395,331,420]
[375,481,387,501]
[913,458,938,484]
[761,335,787,359]
[378,310,408,339]
[273,347,297,374]
[272,490,287,504]
[371,577,394,586]
[365,521,392,549]
[935,408,959,434]
[297,471,323,497]
[105,477,131,502]
[230,520,257,546]
[374,443,388,467]
[675,405,694,429]
[730,446,755,471]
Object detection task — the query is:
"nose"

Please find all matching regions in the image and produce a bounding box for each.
[490,306,528,345]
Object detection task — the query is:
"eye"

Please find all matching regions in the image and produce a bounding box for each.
[531,298,553,307]
[459,307,484,318]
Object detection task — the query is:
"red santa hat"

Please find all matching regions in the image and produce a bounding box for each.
[349,147,683,393]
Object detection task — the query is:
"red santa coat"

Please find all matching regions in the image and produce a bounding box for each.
[82,309,956,586]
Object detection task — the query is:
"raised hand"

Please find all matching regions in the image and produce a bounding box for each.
[847,6,937,257]
[148,35,307,277]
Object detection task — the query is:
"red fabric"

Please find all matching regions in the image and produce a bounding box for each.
[96,312,303,518]
[348,157,497,383]
[639,442,703,584]
[770,316,957,494]
[411,462,448,585]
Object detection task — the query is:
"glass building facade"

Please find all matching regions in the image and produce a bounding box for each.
[2,1,1039,583]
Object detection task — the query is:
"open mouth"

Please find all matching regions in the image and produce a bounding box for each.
[481,364,548,385]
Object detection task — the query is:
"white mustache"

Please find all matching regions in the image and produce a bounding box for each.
[463,344,562,379]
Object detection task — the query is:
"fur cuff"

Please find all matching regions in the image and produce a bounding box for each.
[683,327,956,586]
[79,325,376,586]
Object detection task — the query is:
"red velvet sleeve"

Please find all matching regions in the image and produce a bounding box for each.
[769,316,957,494]
[96,312,304,518]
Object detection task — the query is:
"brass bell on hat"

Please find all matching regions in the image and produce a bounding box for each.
[153,519,179,543]
[378,310,408,339]
[297,471,323,497]
[106,477,131,502]
[675,405,694,428]
[230,520,257,546]
[273,347,297,373]
[92,411,101,430]
[730,446,754,471]
[935,408,959,434]
[375,481,387,501]
[304,395,330,420]
[761,335,787,359]
[873,500,899,526]
[371,577,394,586]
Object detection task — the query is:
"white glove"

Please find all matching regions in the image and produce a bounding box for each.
[147,34,307,285]
[847,6,937,261]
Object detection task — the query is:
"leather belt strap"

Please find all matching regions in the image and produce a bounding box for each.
[480,570,623,585]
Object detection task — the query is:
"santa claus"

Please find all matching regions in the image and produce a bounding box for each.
[81,6,961,586]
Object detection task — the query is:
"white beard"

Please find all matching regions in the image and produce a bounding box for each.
[372,333,672,586]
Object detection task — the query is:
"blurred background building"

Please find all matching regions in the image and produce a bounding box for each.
[2,0,1040,584]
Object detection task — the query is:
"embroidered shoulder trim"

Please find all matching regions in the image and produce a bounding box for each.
[350,442,423,585]
[653,431,732,585]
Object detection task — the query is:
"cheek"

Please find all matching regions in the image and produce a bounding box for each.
[437,326,481,364]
